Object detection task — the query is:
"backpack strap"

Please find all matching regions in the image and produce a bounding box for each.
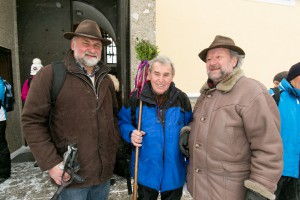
[271,87,281,105]
[51,61,67,108]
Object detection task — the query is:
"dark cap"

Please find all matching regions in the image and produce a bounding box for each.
[287,62,300,82]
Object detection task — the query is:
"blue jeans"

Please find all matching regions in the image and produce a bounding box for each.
[58,180,110,200]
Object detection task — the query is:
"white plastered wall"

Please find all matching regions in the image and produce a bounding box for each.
[156,0,300,94]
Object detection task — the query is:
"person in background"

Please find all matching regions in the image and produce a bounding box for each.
[21,58,43,158]
[270,62,300,200]
[21,58,43,104]
[179,35,283,200]
[269,71,288,105]
[118,55,193,200]
[272,71,288,88]
[22,20,120,200]
[0,76,10,184]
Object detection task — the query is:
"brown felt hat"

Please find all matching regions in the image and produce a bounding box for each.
[64,20,111,46]
[198,35,245,62]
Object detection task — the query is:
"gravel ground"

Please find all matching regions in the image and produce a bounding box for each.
[0,149,192,200]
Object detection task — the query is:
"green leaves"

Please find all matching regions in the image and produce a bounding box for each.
[135,38,159,61]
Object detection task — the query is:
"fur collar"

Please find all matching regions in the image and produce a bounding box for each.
[200,67,244,94]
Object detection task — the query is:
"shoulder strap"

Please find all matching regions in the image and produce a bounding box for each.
[272,87,281,105]
[51,61,67,107]
[3,80,13,97]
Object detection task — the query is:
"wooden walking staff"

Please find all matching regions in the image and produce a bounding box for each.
[132,39,159,200]
[132,61,148,200]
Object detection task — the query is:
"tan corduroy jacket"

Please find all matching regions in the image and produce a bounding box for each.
[187,67,283,200]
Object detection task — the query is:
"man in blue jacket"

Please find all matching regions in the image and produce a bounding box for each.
[0,76,10,184]
[270,62,300,200]
[118,55,192,200]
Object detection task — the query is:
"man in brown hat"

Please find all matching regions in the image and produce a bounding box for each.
[22,19,120,200]
[179,35,283,200]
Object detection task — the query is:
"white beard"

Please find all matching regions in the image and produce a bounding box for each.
[81,57,99,67]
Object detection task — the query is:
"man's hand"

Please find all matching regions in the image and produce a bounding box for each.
[244,180,275,200]
[48,162,71,185]
[245,189,268,200]
[131,130,146,147]
[179,126,191,157]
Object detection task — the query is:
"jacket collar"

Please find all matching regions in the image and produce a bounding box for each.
[280,79,300,98]
[140,81,178,105]
[200,67,244,94]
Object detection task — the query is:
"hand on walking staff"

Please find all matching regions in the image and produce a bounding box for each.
[131,130,146,147]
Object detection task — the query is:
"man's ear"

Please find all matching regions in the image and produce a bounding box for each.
[70,40,75,51]
[232,57,238,67]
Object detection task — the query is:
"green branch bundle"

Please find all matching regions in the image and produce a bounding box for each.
[135,39,159,61]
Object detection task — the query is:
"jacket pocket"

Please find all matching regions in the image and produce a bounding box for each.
[222,162,251,173]
[222,162,250,200]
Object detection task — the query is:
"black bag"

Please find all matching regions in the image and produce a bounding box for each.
[270,87,282,105]
[113,138,132,194]
[1,80,15,112]
[275,176,300,200]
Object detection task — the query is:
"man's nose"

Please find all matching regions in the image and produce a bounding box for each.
[158,76,164,82]
[209,57,218,65]
[87,47,97,53]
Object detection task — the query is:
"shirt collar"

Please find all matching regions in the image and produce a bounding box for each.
[76,61,100,77]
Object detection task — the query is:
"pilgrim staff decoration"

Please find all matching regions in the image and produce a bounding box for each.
[131,39,159,200]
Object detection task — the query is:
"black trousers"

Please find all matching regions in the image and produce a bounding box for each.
[0,120,10,178]
[137,184,183,200]
[275,176,300,200]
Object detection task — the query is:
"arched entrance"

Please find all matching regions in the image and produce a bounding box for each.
[17,0,130,106]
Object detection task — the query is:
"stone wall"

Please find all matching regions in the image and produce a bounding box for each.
[130,0,156,88]
[0,0,23,151]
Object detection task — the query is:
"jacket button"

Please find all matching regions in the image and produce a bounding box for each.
[200,117,206,121]
[195,143,202,148]
[207,94,212,98]
[195,168,201,173]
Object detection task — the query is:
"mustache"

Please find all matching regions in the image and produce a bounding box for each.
[208,64,221,70]
[84,52,99,58]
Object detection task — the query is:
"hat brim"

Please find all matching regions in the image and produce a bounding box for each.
[198,45,245,62]
[64,32,112,46]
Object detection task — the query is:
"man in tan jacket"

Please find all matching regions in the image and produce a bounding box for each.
[179,35,283,200]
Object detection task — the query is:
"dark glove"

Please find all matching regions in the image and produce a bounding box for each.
[245,189,268,200]
[179,126,190,157]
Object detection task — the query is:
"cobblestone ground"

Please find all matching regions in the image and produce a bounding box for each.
[0,162,192,200]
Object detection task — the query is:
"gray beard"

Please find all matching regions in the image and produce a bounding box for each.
[81,57,99,67]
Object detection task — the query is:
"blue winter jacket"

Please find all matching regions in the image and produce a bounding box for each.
[269,79,300,178]
[118,82,193,192]
[0,77,6,113]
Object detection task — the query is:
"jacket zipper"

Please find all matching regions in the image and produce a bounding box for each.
[70,69,110,180]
